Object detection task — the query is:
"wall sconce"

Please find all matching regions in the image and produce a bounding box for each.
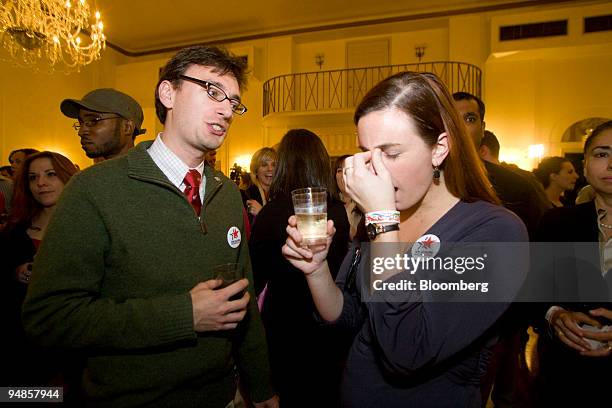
[415,45,427,62]
[315,53,325,70]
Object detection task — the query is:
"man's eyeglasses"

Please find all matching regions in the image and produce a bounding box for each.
[73,115,121,131]
[179,75,247,115]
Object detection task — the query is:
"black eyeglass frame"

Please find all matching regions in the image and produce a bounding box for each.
[179,74,247,115]
[72,115,122,131]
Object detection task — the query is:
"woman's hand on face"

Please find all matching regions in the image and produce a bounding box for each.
[343,149,396,213]
[282,215,335,275]
[246,199,263,216]
[15,262,32,284]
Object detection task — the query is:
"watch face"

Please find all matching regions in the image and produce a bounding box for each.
[366,223,377,240]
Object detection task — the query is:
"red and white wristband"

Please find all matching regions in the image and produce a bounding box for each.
[365,210,400,225]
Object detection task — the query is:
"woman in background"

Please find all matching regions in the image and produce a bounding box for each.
[5,151,78,290]
[2,151,78,387]
[534,156,579,207]
[533,120,612,407]
[250,129,349,407]
[242,147,277,224]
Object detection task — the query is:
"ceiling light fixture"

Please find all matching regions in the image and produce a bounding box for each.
[0,0,106,72]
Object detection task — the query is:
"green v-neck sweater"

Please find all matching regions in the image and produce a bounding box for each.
[22,141,273,407]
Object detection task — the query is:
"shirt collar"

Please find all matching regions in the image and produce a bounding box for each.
[147,133,205,190]
[595,195,608,223]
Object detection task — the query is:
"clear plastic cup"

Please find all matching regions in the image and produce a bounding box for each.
[291,187,327,246]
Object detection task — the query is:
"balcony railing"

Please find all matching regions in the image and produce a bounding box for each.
[263,61,481,116]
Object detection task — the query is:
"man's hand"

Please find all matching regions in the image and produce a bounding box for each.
[550,309,599,353]
[254,395,279,408]
[246,199,263,216]
[579,308,612,357]
[189,278,250,332]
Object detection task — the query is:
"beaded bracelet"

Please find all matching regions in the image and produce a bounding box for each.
[365,210,400,225]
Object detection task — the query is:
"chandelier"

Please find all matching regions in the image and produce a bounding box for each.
[0,0,106,72]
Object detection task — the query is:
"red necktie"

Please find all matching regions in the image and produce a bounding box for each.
[183,169,202,216]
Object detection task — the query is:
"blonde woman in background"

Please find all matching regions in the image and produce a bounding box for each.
[242,147,277,224]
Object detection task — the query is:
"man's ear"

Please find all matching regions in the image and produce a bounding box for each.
[432,132,450,167]
[478,145,489,160]
[158,80,175,109]
[122,120,135,137]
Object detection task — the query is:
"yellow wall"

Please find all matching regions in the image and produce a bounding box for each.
[486,49,612,170]
[485,59,537,169]
[449,15,487,68]
[295,39,346,72]
[293,27,450,73]
[483,1,612,170]
[392,28,449,64]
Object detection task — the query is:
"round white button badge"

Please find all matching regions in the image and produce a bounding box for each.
[411,234,441,258]
[227,226,241,248]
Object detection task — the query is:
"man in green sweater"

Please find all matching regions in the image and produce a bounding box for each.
[22,46,277,408]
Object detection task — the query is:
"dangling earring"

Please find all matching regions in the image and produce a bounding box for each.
[433,165,440,180]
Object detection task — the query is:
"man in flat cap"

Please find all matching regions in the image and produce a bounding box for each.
[61,88,146,161]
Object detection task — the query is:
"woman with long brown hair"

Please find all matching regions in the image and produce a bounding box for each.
[250,129,349,407]
[6,151,78,284]
[282,72,528,407]
[2,151,78,386]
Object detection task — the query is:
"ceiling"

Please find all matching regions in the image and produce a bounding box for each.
[97,0,577,56]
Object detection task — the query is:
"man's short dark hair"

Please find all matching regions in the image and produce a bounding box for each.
[452,92,486,122]
[481,130,500,159]
[155,46,248,124]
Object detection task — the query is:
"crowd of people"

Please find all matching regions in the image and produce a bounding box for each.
[0,44,610,408]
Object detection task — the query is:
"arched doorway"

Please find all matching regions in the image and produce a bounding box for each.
[561,117,610,143]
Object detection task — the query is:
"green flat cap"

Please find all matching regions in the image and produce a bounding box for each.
[61,88,146,136]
